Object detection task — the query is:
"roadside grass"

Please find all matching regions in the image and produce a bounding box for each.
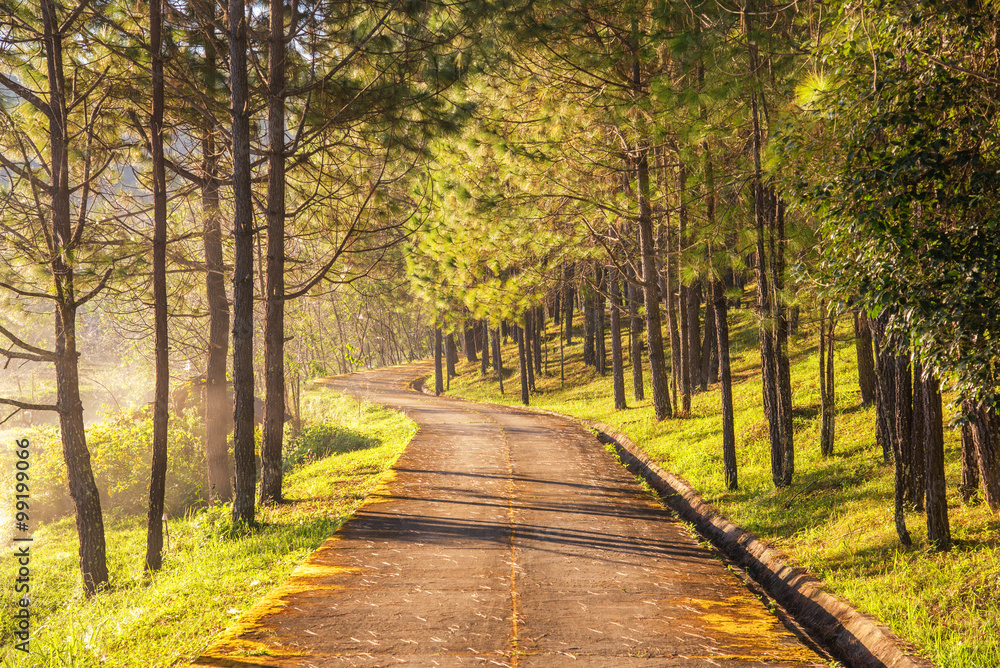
[0,388,416,667]
[447,309,1000,667]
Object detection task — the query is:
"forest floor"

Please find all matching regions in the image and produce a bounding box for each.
[443,308,1000,667]
[0,390,416,667]
[194,363,829,667]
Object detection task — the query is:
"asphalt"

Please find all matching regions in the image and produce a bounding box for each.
[193,362,828,668]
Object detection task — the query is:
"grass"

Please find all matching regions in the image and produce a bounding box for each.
[446,308,1000,667]
[0,388,417,667]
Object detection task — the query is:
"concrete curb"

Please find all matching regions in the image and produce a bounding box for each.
[583,420,932,668]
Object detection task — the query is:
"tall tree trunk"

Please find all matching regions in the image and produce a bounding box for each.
[968,405,1000,512]
[595,266,606,375]
[923,375,950,550]
[702,287,718,386]
[910,360,926,511]
[480,320,489,376]
[819,303,834,457]
[610,269,627,410]
[895,352,916,509]
[492,326,504,395]
[261,0,288,505]
[677,163,692,414]
[872,313,895,464]
[888,351,914,546]
[713,276,737,491]
[523,315,535,392]
[750,89,782,486]
[628,268,644,401]
[445,333,458,379]
[637,144,671,420]
[960,418,980,504]
[773,199,794,486]
[146,0,169,571]
[533,305,543,375]
[664,224,682,413]
[854,311,877,406]
[583,274,595,366]
[563,264,575,345]
[688,282,704,392]
[434,328,444,396]
[42,0,108,596]
[464,323,478,363]
[517,319,529,406]
[202,105,231,504]
[230,0,257,527]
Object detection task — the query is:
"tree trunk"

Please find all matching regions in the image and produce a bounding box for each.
[888,351,913,546]
[230,0,257,527]
[563,264,575,345]
[968,405,1000,512]
[628,268,644,401]
[636,144,672,420]
[819,303,834,457]
[872,313,895,464]
[480,320,489,376]
[523,314,535,392]
[492,326,504,395]
[583,276,595,367]
[773,199,794,486]
[688,282,704,392]
[923,375,950,550]
[534,305,543,375]
[41,0,109,596]
[750,89,782,487]
[854,311,877,406]
[714,277,737,490]
[595,266,606,375]
[664,224,682,413]
[146,0,169,571]
[202,113,231,504]
[960,417,979,504]
[678,164,692,414]
[610,269,627,410]
[910,360,926,511]
[517,320,529,406]
[701,280,717,386]
[434,328,444,395]
[895,353,916,510]
[260,0,288,505]
[464,324,478,363]
[446,333,458,379]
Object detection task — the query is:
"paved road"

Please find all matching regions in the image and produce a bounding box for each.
[195,363,826,667]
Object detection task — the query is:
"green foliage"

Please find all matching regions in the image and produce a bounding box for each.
[283,423,378,471]
[779,1,1000,405]
[1,413,206,529]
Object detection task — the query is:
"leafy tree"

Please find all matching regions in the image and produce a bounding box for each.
[0,0,130,594]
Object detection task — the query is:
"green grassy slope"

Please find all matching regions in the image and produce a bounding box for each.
[0,389,416,667]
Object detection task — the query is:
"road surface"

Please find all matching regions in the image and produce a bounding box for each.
[195,362,827,667]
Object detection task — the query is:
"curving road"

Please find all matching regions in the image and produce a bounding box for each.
[194,362,827,667]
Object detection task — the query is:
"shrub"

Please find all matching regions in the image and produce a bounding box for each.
[2,411,208,527]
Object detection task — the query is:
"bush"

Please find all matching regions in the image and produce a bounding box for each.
[3,410,208,527]
[283,423,377,471]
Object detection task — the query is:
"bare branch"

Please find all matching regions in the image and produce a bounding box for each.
[0,398,59,413]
